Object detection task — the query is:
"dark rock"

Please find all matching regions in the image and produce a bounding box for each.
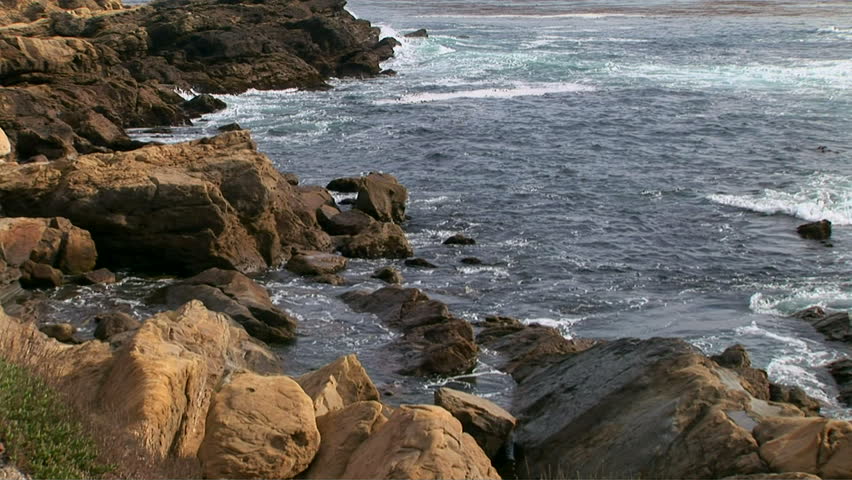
[796,220,831,240]
[217,123,243,132]
[76,268,117,285]
[0,217,97,276]
[282,173,300,186]
[404,29,429,38]
[372,266,402,284]
[461,257,482,265]
[354,173,408,224]
[443,233,476,245]
[311,274,346,286]
[181,94,227,117]
[319,209,375,236]
[20,154,49,165]
[828,358,852,407]
[286,251,348,276]
[151,268,297,343]
[712,344,772,400]
[792,306,851,343]
[326,177,364,193]
[339,198,356,205]
[341,286,477,376]
[434,387,516,460]
[404,258,436,268]
[94,312,141,341]
[39,323,78,343]
[143,127,173,134]
[337,222,413,259]
[712,344,752,368]
[380,69,397,76]
[20,260,63,288]
[769,383,821,416]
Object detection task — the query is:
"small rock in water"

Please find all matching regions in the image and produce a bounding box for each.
[404,258,437,268]
[796,219,831,240]
[380,69,397,76]
[94,312,141,341]
[372,266,403,284]
[461,257,483,265]
[404,28,428,38]
[76,268,116,285]
[444,233,476,245]
[312,274,346,286]
[142,127,172,134]
[182,94,227,116]
[40,323,78,344]
[217,122,242,132]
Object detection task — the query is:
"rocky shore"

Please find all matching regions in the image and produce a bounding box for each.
[1,0,851,479]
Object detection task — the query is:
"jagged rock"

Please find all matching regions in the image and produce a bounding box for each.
[39,322,78,343]
[326,177,364,193]
[354,173,408,224]
[513,337,807,479]
[297,354,380,417]
[182,94,226,117]
[0,132,332,274]
[337,222,413,259]
[434,387,516,459]
[829,358,852,407]
[712,344,751,368]
[754,417,852,479]
[404,29,429,38]
[319,209,375,236]
[286,251,348,277]
[0,217,97,276]
[217,122,242,132]
[76,267,116,285]
[769,384,821,416]
[792,306,851,343]
[444,233,476,245]
[93,311,140,341]
[404,257,436,268]
[342,287,477,376]
[151,267,297,343]
[198,372,320,479]
[303,401,389,480]
[19,260,63,288]
[372,266,402,284]
[796,220,831,240]
[341,405,499,479]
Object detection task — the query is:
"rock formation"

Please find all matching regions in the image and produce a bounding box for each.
[434,387,516,459]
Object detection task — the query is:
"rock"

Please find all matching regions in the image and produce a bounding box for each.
[326,177,364,193]
[372,266,402,284]
[712,344,773,401]
[461,257,483,265]
[297,354,380,417]
[341,405,499,479]
[20,154,49,164]
[152,268,297,343]
[303,401,389,480]
[829,358,852,407]
[722,474,821,480]
[342,287,477,376]
[0,127,10,157]
[754,417,852,479]
[404,257,436,268]
[294,186,338,226]
[712,344,752,368]
[444,233,476,245]
[792,306,851,343]
[198,372,320,480]
[0,217,97,275]
[354,173,408,224]
[311,274,346,286]
[181,94,227,117]
[319,209,375,236]
[337,222,414,259]
[282,172,300,186]
[93,312,141,341]
[404,29,429,38]
[434,387,516,459]
[143,127,173,134]
[19,260,63,288]
[512,337,807,479]
[76,268,116,285]
[217,123,242,132]
[39,322,77,343]
[0,132,332,274]
[796,220,831,240]
[769,384,821,416]
[286,251,348,276]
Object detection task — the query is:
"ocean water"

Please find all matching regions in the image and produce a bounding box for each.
[63,0,852,415]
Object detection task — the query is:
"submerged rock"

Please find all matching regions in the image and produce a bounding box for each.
[404,257,437,268]
[372,266,403,284]
[443,233,476,245]
[792,306,851,343]
[75,268,116,285]
[796,220,831,240]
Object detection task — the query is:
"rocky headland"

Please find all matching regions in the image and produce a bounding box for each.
[1,0,851,479]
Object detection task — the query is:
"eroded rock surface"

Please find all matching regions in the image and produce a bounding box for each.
[296,354,380,417]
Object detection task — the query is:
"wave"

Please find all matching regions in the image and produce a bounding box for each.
[749,284,852,317]
[415,13,646,19]
[375,83,595,105]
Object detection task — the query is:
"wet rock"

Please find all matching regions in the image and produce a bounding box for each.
[754,417,852,479]
[198,372,320,479]
[337,222,413,259]
[712,344,751,368]
[341,405,499,479]
[39,322,77,343]
[319,209,375,236]
[326,177,364,193]
[311,273,346,286]
[461,257,483,265]
[217,122,242,132]
[181,94,227,117]
[143,127,173,134]
[796,219,831,240]
[20,260,63,288]
[372,266,403,284]
[404,29,429,38]
[434,387,516,459]
[294,186,338,225]
[769,384,821,416]
[829,358,852,407]
[297,354,380,417]
[712,344,771,400]
[286,251,348,276]
[76,268,116,285]
[354,173,408,224]
[404,257,436,268]
[152,267,297,343]
[93,312,141,341]
[342,287,477,376]
[444,233,476,245]
[792,306,851,343]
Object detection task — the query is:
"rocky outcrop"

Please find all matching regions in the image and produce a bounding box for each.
[353,173,408,224]
[0,132,331,274]
[336,222,413,259]
[341,405,500,479]
[150,267,298,343]
[796,220,831,240]
[319,209,375,236]
[286,251,348,277]
[326,177,363,193]
[342,287,478,376]
[93,311,140,341]
[754,417,852,479]
[434,387,516,459]
[793,306,850,343]
[198,372,320,479]
[829,358,852,407]
[296,354,381,417]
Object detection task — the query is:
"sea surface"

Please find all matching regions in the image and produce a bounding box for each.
[57,0,852,416]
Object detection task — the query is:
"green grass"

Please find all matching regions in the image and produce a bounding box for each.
[0,358,111,479]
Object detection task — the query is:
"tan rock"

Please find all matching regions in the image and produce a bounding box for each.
[0,217,96,274]
[754,417,852,479]
[297,354,380,417]
[354,173,408,224]
[342,405,500,479]
[434,387,516,459]
[0,127,10,157]
[337,221,413,259]
[303,400,388,479]
[286,251,348,276]
[198,372,320,479]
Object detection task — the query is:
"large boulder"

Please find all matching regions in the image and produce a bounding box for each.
[754,417,852,479]
[341,405,500,479]
[342,287,478,376]
[829,358,852,407]
[354,173,408,224]
[296,354,381,417]
[319,209,375,236]
[286,251,348,277]
[434,387,516,459]
[0,132,331,274]
[151,267,297,343]
[793,306,850,343]
[512,338,809,479]
[198,372,320,479]
[336,222,413,259]
[0,217,97,282]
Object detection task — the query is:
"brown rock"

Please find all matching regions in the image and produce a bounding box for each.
[311,274,346,286]
[57,223,97,275]
[39,322,77,343]
[19,259,63,288]
[319,209,375,236]
[434,387,516,459]
[404,257,436,268]
[796,220,831,240]
[769,384,821,416]
[286,251,348,276]
[181,94,226,117]
[77,268,116,285]
[722,474,821,480]
[0,127,10,157]
[712,344,752,368]
[792,307,851,343]
[294,186,337,226]
[354,173,408,224]
[444,233,476,245]
[372,266,402,284]
[198,372,320,479]
[829,358,852,407]
[754,417,852,479]
[404,29,429,38]
[297,354,380,417]
[0,217,96,274]
[93,312,141,341]
[337,222,413,259]
[326,177,364,193]
[342,405,500,479]
[303,401,389,480]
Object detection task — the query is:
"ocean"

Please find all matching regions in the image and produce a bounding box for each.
[62,0,852,416]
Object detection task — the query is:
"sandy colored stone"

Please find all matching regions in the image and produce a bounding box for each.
[755,416,852,479]
[342,404,500,479]
[0,127,9,157]
[354,173,408,224]
[198,372,320,479]
[286,251,348,276]
[434,387,516,459]
[297,354,380,417]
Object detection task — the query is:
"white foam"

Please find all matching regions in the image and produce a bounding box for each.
[375,83,595,105]
[749,285,852,316]
[416,13,646,19]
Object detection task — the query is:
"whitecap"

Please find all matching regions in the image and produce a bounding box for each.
[374,83,596,105]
